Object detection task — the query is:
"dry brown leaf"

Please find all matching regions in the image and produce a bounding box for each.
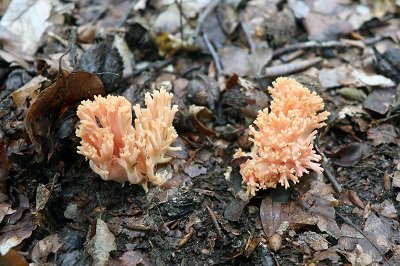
[0,249,28,266]
[111,250,153,266]
[24,68,105,159]
[86,219,117,266]
[0,213,36,255]
[11,75,47,108]
[31,234,63,264]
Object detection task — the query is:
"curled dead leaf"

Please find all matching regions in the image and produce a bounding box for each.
[189,105,217,136]
[24,67,105,160]
[326,142,368,167]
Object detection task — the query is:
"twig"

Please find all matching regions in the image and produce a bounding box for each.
[272,36,384,59]
[202,32,223,76]
[129,57,175,77]
[205,203,223,238]
[314,143,342,193]
[47,31,69,47]
[193,0,221,39]
[122,224,153,231]
[259,57,322,77]
[176,227,194,248]
[69,27,78,68]
[321,162,342,193]
[116,0,138,27]
[174,0,195,29]
[241,22,256,54]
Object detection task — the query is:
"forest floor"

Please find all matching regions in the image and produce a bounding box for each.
[0,0,400,265]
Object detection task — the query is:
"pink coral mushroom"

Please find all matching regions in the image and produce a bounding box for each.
[76,89,179,191]
[236,77,330,195]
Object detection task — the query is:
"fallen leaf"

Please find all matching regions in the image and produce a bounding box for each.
[24,67,105,159]
[156,32,199,57]
[319,65,395,89]
[367,123,399,146]
[327,142,368,167]
[183,164,207,178]
[336,87,367,102]
[338,212,395,265]
[392,171,400,188]
[0,0,52,55]
[189,105,217,136]
[224,200,246,222]
[342,189,365,209]
[11,75,48,108]
[219,45,272,76]
[35,184,51,213]
[260,196,314,237]
[298,231,329,251]
[363,87,397,115]
[111,250,153,266]
[0,213,36,255]
[186,74,220,112]
[374,47,400,83]
[78,41,123,93]
[0,203,15,224]
[0,144,10,181]
[371,200,398,219]
[313,247,341,264]
[86,219,117,266]
[31,234,63,264]
[0,249,28,266]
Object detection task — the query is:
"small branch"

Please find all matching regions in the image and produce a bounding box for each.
[241,22,256,54]
[314,142,342,193]
[321,162,342,193]
[129,57,175,77]
[205,203,223,238]
[69,26,78,68]
[176,227,194,249]
[193,0,221,39]
[116,0,138,27]
[174,0,195,29]
[272,36,384,59]
[203,32,223,76]
[259,57,322,78]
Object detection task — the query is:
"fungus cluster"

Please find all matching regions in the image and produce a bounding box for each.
[235,77,330,195]
[75,89,179,191]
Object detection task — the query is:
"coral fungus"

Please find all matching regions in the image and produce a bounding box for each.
[236,77,330,195]
[75,89,178,190]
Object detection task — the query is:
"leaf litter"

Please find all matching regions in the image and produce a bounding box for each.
[0,0,400,265]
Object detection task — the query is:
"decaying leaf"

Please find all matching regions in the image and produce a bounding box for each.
[31,234,63,264]
[0,0,52,56]
[367,123,399,146]
[260,181,340,238]
[24,67,105,159]
[189,105,217,136]
[327,142,368,167]
[363,87,397,115]
[0,213,36,255]
[338,212,396,265]
[0,249,28,266]
[218,45,272,76]
[11,75,48,108]
[110,250,153,266]
[35,184,51,213]
[86,219,117,266]
[156,32,199,57]
[0,144,10,181]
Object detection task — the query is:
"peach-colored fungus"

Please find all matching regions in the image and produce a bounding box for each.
[235,77,330,196]
[76,89,179,191]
